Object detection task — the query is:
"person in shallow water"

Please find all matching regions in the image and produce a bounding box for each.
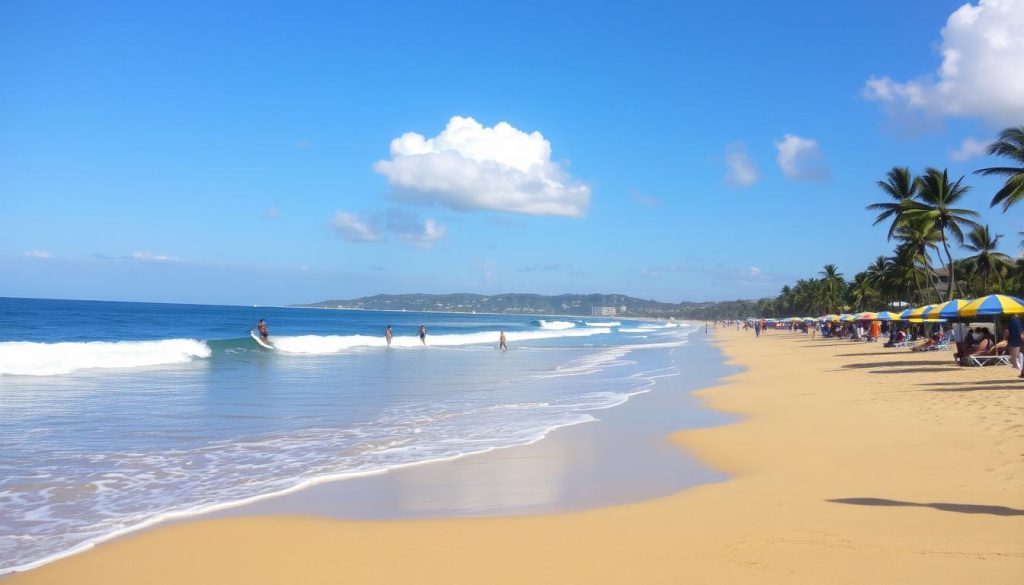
[385,325,393,347]
[257,319,269,341]
[499,330,508,351]
[419,325,427,345]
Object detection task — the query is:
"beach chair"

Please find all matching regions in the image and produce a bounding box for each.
[968,354,1010,367]
[922,338,951,352]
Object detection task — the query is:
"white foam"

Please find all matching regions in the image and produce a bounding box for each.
[536,320,576,330]
[585,321,620,327]
[272,328,611,354]
[619,327,656,333]
[0,339,212,376]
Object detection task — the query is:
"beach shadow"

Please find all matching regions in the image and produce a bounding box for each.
[828,497,1024,517]
[836,352,913,357]
[918,379,1024,387]
[865,367,958,374]
[923,385,1024,392]
[841,360,950,370]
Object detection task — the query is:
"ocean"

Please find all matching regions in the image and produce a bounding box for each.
[0,297,706,574]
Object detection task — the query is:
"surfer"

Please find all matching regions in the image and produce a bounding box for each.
[499,331,507,351]
[257,319,269,342]
[385,325,393,347]
[419,325,427,345]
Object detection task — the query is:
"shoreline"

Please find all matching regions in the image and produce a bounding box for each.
[3,324,724,575]
[8,327,1023,584]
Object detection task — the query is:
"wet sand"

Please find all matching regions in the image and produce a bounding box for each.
[8,327,1023,584]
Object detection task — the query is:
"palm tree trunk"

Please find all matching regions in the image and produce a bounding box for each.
[939,229,955,300]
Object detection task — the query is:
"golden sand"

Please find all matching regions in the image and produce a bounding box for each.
[10,328,1023,584]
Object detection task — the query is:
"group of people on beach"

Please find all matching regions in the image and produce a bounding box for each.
[257,321,509,351]
[720,314,1023,379]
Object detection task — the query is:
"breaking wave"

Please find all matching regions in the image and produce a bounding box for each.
[0,339,212,377]
[273,328,611,354]
[536,320,576,330]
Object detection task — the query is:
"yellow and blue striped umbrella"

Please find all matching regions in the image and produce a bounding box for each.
[931,299,971,320]
[874,311,902,321]
[899,304,935,320]
[958,294,1024,317]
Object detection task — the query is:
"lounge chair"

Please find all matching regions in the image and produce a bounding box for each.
[968,354,1010,367]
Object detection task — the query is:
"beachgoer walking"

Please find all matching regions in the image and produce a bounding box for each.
[1008,315,1023,376]
[257,319,269,342]
[419,325,427,346]
[499,331,507,351]
[385,325,393,347]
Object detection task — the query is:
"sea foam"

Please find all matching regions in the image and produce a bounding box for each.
[272,328,611,354]
[0,339,212,376]
[536,320,576,330]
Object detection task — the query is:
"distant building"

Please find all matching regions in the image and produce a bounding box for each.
[592,306,616,316]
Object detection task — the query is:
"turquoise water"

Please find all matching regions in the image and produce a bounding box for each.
[0,297,699,573]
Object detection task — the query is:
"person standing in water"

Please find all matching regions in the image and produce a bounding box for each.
[499,331,508,351]
[257,319,269,342]
[385,325,393,347]
[419,325,427,345]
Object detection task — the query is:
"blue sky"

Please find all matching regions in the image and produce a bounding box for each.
[2,0,1021,305]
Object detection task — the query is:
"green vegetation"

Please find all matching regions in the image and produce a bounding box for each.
[746,126,1023,319]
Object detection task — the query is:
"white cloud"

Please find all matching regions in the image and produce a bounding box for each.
[724,143,759,187]
[23,250,52,258]
[330,211,382,242]
[862,0,1024,125]
[949,136,991,161]
[775,134,829,181]
[130,251,176,262]
[385,209,447,248]
[330,209,446,247]
[373,116,591,217]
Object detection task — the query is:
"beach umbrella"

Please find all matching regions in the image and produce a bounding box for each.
[874,311,901,321]
[854,312,878,321]
[899,304,935,320]
[933,299,971,320]
[958,294,1024,317]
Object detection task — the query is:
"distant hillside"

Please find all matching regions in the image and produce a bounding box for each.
[294,293,771,320]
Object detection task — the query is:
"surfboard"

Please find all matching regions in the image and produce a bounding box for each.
[250,330,274,350]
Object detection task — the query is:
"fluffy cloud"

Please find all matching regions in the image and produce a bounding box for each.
[949,136,991,162]
[385,209,447,248]
[373,116,591,217]
[775,134,829,181]
[330,211,382,242]
[330,209,446,248]
[862,0,1024,125]
[23,250,52,258]
[724,142,759,187]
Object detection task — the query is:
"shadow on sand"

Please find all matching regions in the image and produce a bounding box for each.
[828,497,1024,516]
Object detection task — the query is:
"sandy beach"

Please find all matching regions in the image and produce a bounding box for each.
[9,327,1023,584]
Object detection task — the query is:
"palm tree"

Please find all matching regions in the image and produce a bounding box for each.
[962,225,1012,294]
[974,126,1024,211]
[892,214,944,301]
[819,264,844,312]
[904,168,981,300]
[866,166,919,239]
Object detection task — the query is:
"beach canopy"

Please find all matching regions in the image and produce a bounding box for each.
[874,311,902,321]
[958,294,1024,317]
[932,299,971,320]
[899,304,936,320]
[854,312,878,321]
